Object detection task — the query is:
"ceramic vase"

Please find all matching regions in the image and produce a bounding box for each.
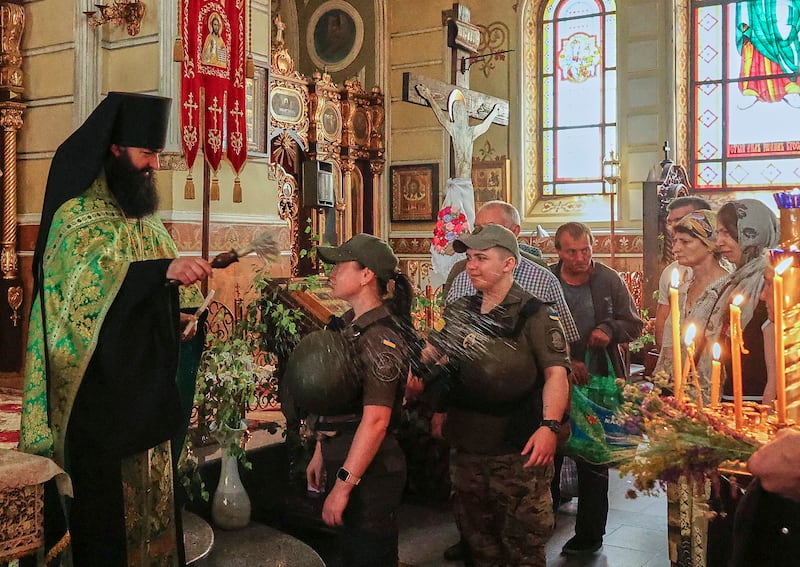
[211,422,251,530]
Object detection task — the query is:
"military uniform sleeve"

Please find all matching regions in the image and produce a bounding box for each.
[359,324,409,407]
[523,305,572,373]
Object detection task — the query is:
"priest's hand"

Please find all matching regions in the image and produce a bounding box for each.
[167,257,213,285]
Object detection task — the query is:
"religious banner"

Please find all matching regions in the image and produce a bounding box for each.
[181,0,248,201]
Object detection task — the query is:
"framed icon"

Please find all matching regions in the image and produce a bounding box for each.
[245,66,267,153]
[270,87,303,124]
[320,101,341,141]
[390,163,439,222]
[471,159,511,212]
[352,107,370,146]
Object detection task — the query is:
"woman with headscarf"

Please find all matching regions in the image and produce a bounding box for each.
[713,199,778,404]
[655,209,733,403]
[702,199,778,567]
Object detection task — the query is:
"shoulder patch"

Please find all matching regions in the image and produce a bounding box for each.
[374,351,404,383]
[546,328,567,353]
[548,310,560,321]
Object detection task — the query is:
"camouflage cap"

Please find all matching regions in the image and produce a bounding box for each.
[317,233,398,280]
[454,224,520,262]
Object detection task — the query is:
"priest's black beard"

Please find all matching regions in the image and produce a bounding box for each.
[105,150,159,218]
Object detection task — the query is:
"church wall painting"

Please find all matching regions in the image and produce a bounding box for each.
[390,163,439,222]
[472,158,511,211]
[307,0,364,72]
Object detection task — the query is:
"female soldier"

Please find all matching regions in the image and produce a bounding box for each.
[422,224,570,566]
[305,233,414,567]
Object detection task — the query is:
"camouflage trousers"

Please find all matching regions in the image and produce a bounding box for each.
[451,451,555,567]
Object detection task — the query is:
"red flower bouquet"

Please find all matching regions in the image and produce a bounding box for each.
[432,205,469,254]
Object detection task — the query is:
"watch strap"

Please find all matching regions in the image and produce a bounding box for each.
[337,467,361,486]
[540,419,561,433]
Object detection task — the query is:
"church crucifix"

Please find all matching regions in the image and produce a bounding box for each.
[401,3,510,285]
[402,3,509,180]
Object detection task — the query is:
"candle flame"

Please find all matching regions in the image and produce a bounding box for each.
[685,323,697,346]
[733,294,744,306]
[671,268,679,288]
[713,342,721,360]
[776,257,794,276]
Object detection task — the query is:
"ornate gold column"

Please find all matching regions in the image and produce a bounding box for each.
[0,104,23,280]
[0,1,25,372]
[370,161,383,237]
[340,159,354,242]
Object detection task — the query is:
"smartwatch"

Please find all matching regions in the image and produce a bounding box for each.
[336,467,361,486]
[540,419,562,434]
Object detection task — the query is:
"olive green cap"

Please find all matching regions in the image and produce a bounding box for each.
[453,224,520,262]
[317,233,399,280]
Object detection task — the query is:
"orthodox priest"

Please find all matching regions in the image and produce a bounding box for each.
[19,92,212,566]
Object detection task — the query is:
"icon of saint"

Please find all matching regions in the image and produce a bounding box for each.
[202,13,228,69]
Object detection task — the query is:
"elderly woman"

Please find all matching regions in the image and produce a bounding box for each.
[655,209,732,402]
[713,199,778,404]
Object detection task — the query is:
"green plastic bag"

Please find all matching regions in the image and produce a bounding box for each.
[564,351,633,465]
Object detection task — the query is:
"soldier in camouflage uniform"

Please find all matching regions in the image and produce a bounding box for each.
[424,224,571,566]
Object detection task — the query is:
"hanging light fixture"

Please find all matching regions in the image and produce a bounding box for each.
[84,0,146,37]
[602,150,621,264]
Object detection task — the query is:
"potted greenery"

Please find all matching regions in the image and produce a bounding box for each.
[192,287,277,529]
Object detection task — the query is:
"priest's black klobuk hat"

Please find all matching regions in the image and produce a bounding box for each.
[33,92,171,290]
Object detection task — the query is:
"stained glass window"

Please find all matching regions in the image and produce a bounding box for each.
[541,0,617,196]
[692,0,800,190]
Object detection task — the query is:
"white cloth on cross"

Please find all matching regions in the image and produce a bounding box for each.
[429,177,476,288]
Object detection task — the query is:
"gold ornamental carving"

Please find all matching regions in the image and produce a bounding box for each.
[269,162,300,274]
[0,3,24,96]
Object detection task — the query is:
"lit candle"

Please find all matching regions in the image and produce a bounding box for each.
[683,324,699,407]
[774,257,793,424]
[730,295,745,429]
[711,343,721,407]
[670,269,683,401]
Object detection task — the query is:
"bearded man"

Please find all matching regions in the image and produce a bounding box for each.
[20,92,212,566]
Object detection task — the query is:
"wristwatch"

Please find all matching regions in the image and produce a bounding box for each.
[336,467,361,486]
[540,419,562,434]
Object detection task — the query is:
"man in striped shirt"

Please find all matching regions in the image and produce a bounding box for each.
[445,201,579,343]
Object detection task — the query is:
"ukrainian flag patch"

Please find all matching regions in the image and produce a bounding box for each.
[548,311,560,321]
[382,338,397,349]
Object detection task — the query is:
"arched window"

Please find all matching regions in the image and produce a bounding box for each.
[691,0,800,190]
[540,0,617,196]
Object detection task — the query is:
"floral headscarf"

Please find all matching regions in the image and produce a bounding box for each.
[674,210,719,252]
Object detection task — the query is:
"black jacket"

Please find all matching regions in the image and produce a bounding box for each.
[550,260,643,378]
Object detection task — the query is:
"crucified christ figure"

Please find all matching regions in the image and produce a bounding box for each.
[416,83,501,179]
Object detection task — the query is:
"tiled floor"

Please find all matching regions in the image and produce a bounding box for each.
[197,468,670,566]
[397,470,670,567]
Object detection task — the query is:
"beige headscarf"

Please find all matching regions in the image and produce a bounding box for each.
[674,210,719,252]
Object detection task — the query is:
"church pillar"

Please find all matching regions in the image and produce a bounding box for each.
[370,161,384,238]
[0,1,25,372]
[339,159,355,241]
